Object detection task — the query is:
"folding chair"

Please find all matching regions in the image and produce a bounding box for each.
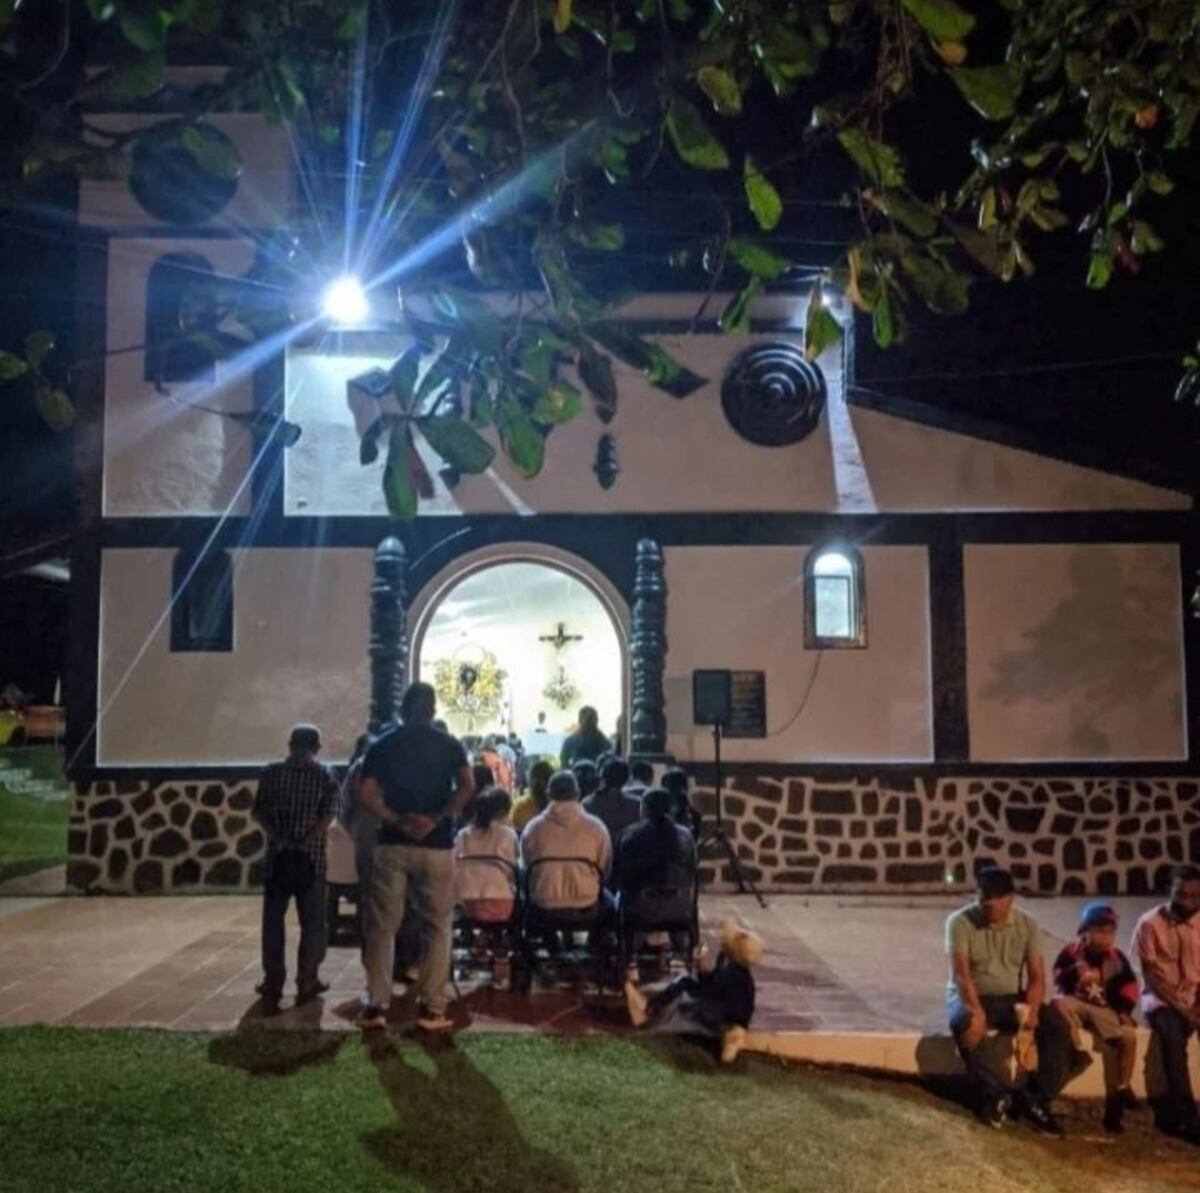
[518,857,614,993]
[617,855,700,977]
[452,855,519,986]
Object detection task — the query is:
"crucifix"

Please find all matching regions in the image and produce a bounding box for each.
[538,621,583,652]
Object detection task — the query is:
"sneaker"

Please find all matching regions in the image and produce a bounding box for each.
[416,1007,454,1032]
[1117,1087,1140,1112]
[295,980,330,1006]
[1103,1096,1124,1135]
[624,980,649,1028]
[978,1094,1011,1129]
[359,1005,387,1031]
[1020,1096,1066,1138]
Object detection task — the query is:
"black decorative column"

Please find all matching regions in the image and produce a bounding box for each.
[369,536,408,733]
[629,538,667,755]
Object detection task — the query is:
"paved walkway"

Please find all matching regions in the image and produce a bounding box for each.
[0,892,1162,1036]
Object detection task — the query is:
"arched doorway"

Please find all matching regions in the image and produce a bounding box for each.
[409,546,628,752]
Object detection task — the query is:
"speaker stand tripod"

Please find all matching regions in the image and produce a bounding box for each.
[698,721,767,908]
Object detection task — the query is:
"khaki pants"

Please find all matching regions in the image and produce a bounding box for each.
[1053,996,1137,1091]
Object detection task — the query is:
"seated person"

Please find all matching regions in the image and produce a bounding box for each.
[663,767,702,838]
[625,759,654,800]
[614,786,696,906]
[1052,902,1140,1133]
[520,769,612,912]
[1131,864,1200,1143]
[454,787,518,923]
[481,735,515,792]
[583,758,642,844]
[511,759,554,832]
[946,867,1075,1134]
[571,758,600,800]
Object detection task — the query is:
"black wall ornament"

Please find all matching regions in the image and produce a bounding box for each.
[594,433,619,489]
[720,343,827,447]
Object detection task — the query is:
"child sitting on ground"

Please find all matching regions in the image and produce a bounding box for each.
[1051,902,1141,1133]
[624,917,762,1063]
[454,786,519,930]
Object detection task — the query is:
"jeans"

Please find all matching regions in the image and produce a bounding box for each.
[260,877,326,998]
[948,994,1074,1104]
[365,844,455,1015]
[1147,1006,1198,1132]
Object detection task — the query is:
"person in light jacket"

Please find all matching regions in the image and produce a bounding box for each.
[520,769,612,911]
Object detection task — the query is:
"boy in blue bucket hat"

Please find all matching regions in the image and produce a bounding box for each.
[1052,902,1141,1133]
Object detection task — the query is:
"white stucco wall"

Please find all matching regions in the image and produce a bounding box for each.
[965,543,1187,761]
[97,548,372,765]
[102,237,257,518]
[663,546,933,763]
[851,407,1189,512]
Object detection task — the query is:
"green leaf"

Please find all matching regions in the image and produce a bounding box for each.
[695,66,742,116]
[382,426,418,519]
[583,324,706,398]
[33,384,75,431]
[899,251,969,315]
[565,222,625,251]
[1086,249,1113,290]
[744,155,782,232]
[665,97,730,170]
[418,415,496,474]
[0,351,29,381]
[877,190,938,238]
[496,397,545,477]
[117,7,168,51]
[1130,220,1164,255]
[371,130,394,160]
[949,64,1022,121]
[553,0,573,34]
[836,128,906,188]
[900,0,974,42]
[23,331,54,369]
[578,341,617,423]
[181,125,242,181]
[390,345,424,411]
[103,51,166,100]
[727,237,789,281]
[532,380,583,426]
[873,287,897,348]
[719,277,761,334]
[1147,171,1174,196]
[804,289,842,360]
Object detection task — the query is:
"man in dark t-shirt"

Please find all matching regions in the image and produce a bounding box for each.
[358,683,474,1031]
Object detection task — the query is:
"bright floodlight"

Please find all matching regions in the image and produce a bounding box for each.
[322,275,369,325]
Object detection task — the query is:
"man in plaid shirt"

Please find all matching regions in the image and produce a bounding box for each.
[253,724,338,1014]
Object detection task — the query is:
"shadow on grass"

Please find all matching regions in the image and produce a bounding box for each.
[362,1033,580,1193]
[207,1008,347,1079]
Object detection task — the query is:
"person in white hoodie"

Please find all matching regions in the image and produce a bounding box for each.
[520,769,613,911]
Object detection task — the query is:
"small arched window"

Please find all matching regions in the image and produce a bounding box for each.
[805,546,866,649]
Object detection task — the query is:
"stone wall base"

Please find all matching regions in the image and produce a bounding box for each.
[67,772,1200,895]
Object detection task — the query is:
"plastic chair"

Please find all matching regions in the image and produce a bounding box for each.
[453,855,519,985]
[617,856,700,976]
[518,856,614,993]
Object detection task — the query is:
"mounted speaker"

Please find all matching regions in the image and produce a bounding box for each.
[692,669,732,726]
[721,342,827,447]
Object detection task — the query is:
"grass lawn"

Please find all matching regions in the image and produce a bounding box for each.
[1,1029,1198,1193]
[0,747,69,883]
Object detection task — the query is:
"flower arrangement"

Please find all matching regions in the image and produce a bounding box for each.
[430,652,507,731]
[542,666,578,711]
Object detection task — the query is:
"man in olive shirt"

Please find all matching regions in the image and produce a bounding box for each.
[946,867,1075,1133]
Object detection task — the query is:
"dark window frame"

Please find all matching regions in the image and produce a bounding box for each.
[804,544,867,650]
[170,549,233,653]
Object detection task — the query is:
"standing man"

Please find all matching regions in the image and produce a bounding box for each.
[252,724,339,1015]
[1131,864,1200,1143]
[945,867,1074,1133]
[357,682,475,1032]
[560,705,611,767]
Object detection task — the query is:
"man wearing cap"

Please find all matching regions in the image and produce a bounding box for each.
[1131,864,1200,1143]
[945,866,1075,1133]
[1052,903,1140,1133]
[252,724,339,1014]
